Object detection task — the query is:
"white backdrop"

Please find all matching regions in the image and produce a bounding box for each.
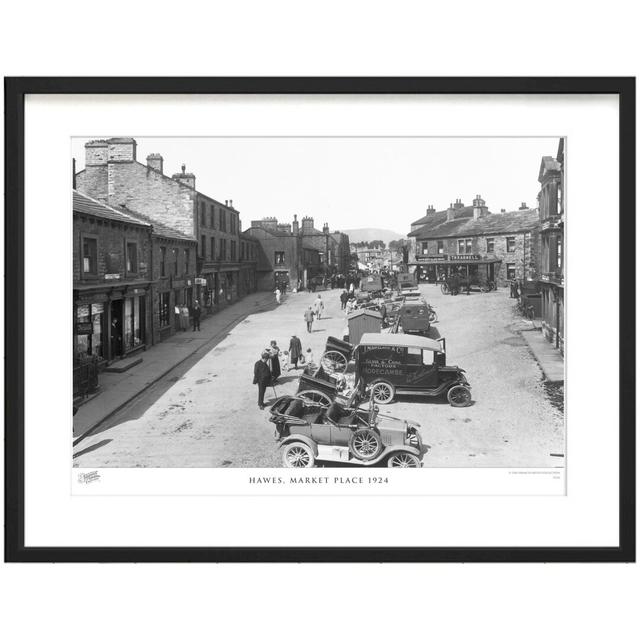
[1,2,638,640]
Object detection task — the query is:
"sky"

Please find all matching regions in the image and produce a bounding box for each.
[72,137,561,235]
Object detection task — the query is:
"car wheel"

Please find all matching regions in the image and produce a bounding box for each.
[296,390,332,406]
[447,385,472,407]
[348,428,383,461]
[282,442,316,468]
[371,381,395,404]
[440,284,448,295]
[321,350,348,373]
[387,452,421,467]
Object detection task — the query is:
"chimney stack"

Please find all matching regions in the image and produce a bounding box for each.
[519,202,528,210]
[426,204,436,216]
[446,203,455,222]
[453,198,464,210]
[473,194,488,220]
[172,164,196,189]
[292,214,299,235]
[146,153,163,174]
[323,222,329,234]
[229,199,234,209]
[82,139,109,202]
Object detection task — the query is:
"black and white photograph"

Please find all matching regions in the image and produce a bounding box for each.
[71,135,566,474]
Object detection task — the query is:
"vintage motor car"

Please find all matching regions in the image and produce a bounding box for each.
[394,299,435,335]
[270,395,426,468]
[355,333,472,406]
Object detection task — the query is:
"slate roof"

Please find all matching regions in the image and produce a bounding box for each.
[73,190,151,228]
[410,205,476,229]
[409,208,539,240]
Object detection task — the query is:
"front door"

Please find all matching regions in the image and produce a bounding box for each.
[402,347,439,390]
[110,299,123,359]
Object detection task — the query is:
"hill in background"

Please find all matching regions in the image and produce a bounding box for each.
[341,228,405,245]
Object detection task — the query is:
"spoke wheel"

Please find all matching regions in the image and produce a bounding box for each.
[371,382,395,405]
[282,442,315,468]
[387,452,421,468]
[447,384,472,408]
[296,390,332,406]
[321,350,348,373]
[440,284,448,295]
[348,428,383,461]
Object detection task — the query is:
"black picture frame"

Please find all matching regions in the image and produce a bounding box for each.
[4,77,635,563]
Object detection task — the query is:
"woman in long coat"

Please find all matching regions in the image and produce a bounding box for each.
[267,340,281,382]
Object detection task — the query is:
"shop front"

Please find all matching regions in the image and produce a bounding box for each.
[412,254,501,285]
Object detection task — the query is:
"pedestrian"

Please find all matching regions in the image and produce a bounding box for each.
[349,281,355,295]
[288,334,303,370]
[174,303,181,331]
[305,347,315,368]
[340,288,348,310]
[192,299,201,331]
[179,303,189,331]
[313,294,324,319]
[304,306,315,333]
[267,340,281,382]
[274,288,282,304]
[253,351,272,410]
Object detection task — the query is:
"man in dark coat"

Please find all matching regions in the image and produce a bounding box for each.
[192,300,202,331]
[253,352,272,409]
[288,334,303,370]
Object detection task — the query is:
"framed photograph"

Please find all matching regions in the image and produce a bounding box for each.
[4,77,635,562]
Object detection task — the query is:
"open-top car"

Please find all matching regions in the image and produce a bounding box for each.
[270,395,426,468]
[355,333,472,406]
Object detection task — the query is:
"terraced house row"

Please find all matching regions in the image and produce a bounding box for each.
[72,137,261,396]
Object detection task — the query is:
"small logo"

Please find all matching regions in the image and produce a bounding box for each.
[78,470,101,484]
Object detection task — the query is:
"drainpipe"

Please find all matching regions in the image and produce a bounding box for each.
[555,287,560,350]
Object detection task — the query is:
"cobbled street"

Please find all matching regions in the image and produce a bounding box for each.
[74,285,564,468]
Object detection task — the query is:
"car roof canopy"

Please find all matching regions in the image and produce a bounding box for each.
[358,333,443,351]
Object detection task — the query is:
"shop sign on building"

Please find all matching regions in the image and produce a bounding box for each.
[451,254,481,261]
[417,255,448,262]
[76,322,93,335]
[195,278,207,286]
[104,273,121,280]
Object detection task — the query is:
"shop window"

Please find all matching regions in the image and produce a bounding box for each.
[486,237,495,253]
[126,242,138,273]
[184,249,190,275]
[437,240,444,255]
[159,292,171,327]
[506,263,516,280]
[160,246,167,277]
[124,296,144,350]
[275,251,285,265]
[82,237,97,275]
[506,236,516,252]
[76,303,104,359]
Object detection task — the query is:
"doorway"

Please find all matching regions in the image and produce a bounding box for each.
[110,299,123,359]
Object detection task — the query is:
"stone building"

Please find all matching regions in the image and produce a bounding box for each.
[75,137,257,316]
[536,140,565,352]
[73,190,154,375]
[113,204,198,344]
[407,196,540,287]
[245,216,321,291]
[245,215,348,291]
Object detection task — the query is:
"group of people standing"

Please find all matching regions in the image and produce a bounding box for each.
[174,300,202,332]
[303,294,325,332]
[252,334,313,409]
